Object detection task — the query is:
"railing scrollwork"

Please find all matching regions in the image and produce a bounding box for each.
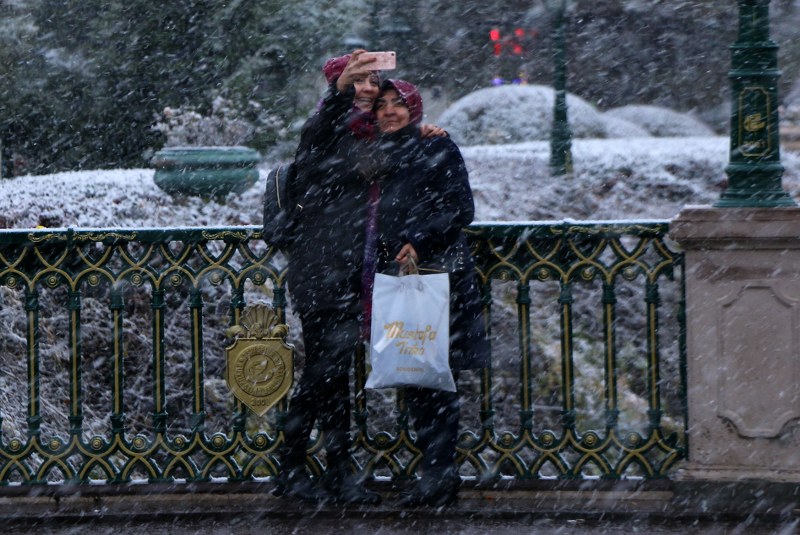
[0,221,685,486]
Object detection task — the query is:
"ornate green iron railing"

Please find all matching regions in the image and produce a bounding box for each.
[0,221,685,486]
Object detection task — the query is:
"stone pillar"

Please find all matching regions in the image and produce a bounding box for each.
[670,206,800,482]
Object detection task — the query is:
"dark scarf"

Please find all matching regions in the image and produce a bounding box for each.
[360,179,381,340]
[359,125,419,340]
[348,107,375,140]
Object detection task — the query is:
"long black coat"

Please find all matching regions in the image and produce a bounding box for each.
[285,86,371,319]
[371,126,490,372]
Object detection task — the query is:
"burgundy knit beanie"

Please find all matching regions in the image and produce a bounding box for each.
[381,79,423,125]
[323,54,351,84]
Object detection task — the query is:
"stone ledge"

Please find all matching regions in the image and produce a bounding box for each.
[0,480,797,524]
[670,205,800,248]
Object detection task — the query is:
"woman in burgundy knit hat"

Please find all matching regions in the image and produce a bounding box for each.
[272,49,383,506]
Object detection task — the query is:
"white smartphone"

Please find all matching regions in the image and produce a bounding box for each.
[361,51,396,70]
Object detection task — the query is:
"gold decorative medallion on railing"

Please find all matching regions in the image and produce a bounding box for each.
[225,304,293,416]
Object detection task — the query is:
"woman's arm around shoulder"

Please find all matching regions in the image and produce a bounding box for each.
[422,136,473,216]
[398,135,474,256]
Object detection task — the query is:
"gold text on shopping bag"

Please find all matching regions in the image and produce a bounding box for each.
[382,321,438,356]
[382,321,438,342]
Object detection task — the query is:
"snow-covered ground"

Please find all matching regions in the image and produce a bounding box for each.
[2,136,798,230]
[5,84,799,228]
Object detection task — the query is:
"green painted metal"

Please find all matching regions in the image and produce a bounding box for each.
[549,0,574,176]
[602,282,619,430]
[151,146,261,200]
[517,281,533,435]
[0,222,685,486]
[715,0,795,207]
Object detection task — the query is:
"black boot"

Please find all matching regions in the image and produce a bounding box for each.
[321,460,382,505]
[273,467,333,504]
[320,430,381,505]
[274,394,332,503]
[401,386,461,507]
[398,468,460,507]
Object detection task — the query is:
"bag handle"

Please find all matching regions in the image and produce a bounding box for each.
[399,256,419,276]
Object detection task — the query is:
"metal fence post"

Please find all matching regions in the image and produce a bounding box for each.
[715,0,795,207]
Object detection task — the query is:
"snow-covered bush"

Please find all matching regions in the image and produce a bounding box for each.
[437,85,719,147]
[438,85,615,147]
[463,137,734,222]
[153,96,284,148]
[600,114,652,139]
[783,103,800,126]
[603,104,714,137]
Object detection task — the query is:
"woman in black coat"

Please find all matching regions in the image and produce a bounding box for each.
[275,51,381,505]
[368,79,490,506]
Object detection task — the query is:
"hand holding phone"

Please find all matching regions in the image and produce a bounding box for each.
[360,51,396,71]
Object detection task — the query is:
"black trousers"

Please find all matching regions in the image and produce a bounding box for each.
[281,308,360,470]
[404,377,460,477]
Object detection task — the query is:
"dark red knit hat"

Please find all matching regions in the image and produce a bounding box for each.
[381,79,423,125]
[323,54,351,84]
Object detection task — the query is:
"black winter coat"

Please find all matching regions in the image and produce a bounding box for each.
[371,126,490,372]
[285,86,371,318]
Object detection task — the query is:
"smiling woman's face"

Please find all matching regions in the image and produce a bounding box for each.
[352,73,380,112]
[375,89,411,133]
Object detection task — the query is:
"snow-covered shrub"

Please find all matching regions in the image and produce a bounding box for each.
[153,96,284,148]
[785,78,800,110]
[462,137,735,222]
[781,104,800,153]
[603,104,714,137]
[783,103,800,126]
[600,114,652,139]
[438,85,614,147]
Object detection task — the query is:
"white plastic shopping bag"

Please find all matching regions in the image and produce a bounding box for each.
[366,271,455,392]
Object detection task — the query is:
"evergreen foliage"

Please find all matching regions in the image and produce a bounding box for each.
[1,0,799,174]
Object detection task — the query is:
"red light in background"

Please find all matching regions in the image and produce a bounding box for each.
[491,26,537,57]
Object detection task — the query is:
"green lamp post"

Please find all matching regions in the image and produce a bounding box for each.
[715,0,795,207]
[549,0,573,176]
